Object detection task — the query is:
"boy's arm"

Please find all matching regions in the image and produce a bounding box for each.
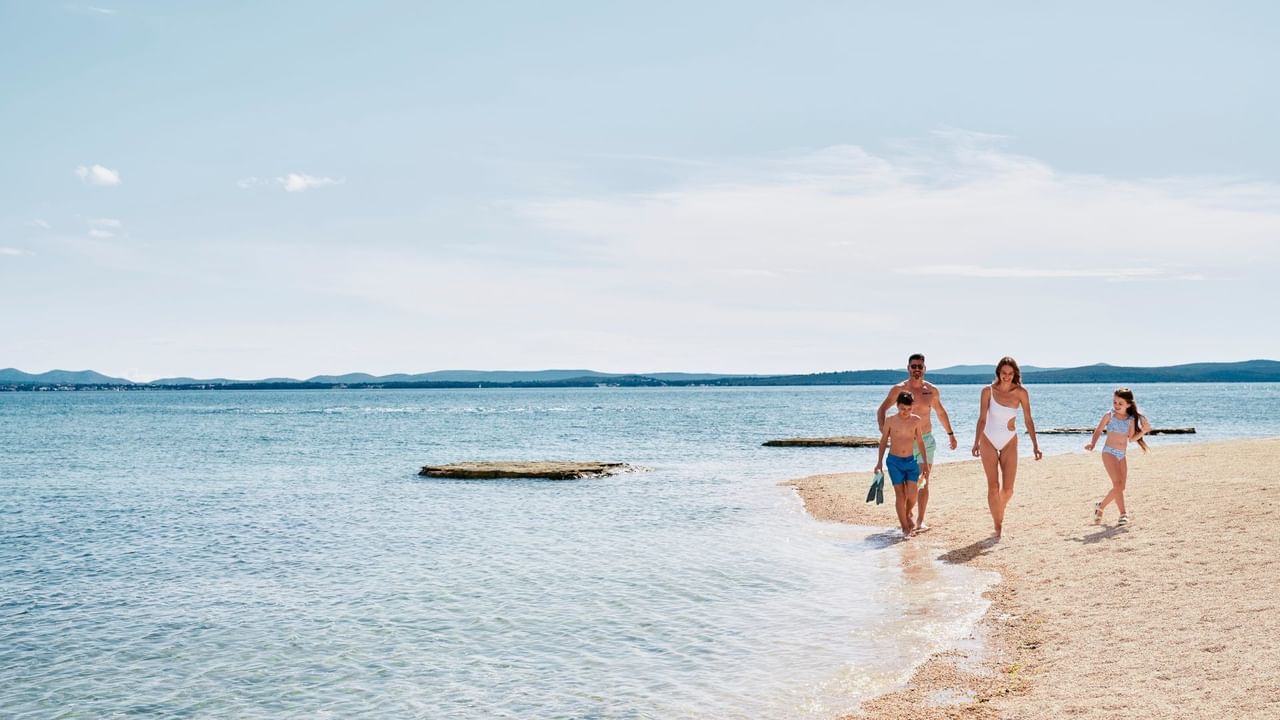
[875,387,897,433]
[931,384,958,450]
[875,424,889,471]
[1085,414,1107,450]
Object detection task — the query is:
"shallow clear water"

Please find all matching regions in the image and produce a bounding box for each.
[1,383,1275,718]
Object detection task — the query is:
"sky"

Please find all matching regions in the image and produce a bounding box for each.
[2,1,1279,381]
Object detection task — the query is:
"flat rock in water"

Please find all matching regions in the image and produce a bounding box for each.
[418,461,633,480]
[1036,427,1196,435]
[763,436,879,448]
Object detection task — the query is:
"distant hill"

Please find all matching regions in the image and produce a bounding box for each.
[304,370,748,384]
[120,369,750,387]
[932,364,1060,375]
[368,369,613,383]
[1021,360,1280,383]
[0,368,133,385]
[149,376,301,385]
[6,360,1280,390]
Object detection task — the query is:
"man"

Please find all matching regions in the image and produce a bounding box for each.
[876,353,957,532]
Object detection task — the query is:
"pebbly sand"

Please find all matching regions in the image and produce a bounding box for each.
[787,437,1280,719]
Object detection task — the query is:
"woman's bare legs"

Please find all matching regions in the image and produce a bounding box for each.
[980,435,1019,538]
[979,435,1001,537]
[1098,453,1128,517]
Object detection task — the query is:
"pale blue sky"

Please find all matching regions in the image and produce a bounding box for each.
[3,1,1278,381]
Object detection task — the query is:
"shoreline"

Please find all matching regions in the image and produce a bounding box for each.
[788,437,1280,719]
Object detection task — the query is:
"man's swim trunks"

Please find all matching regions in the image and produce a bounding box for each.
[886,454,920,486]
[914,431,937,465]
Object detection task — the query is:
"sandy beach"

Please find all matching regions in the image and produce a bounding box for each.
[788,437,1280,719]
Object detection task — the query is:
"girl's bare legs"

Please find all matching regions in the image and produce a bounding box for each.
[1098,454,1128,516]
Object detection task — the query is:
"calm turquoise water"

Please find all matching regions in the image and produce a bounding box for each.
[2,384,1277,718]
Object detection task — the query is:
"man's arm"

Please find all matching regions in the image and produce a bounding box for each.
[931,383,958,450]
[915,423,930,479]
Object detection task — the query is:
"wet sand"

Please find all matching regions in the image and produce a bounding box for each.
[788,438,1280,719]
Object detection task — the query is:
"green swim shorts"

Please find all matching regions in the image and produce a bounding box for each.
[914,431,937,465]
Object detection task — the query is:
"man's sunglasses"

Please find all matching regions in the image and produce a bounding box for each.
[909,364,924,370]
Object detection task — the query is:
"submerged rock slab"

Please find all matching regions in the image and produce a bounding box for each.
[763,436,880,448]
[1036,427,1195,435]
[418,461,633,480]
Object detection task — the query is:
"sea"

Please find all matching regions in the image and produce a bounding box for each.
[3,383,1279,719]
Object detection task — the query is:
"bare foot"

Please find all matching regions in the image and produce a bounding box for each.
[914,523,931,534]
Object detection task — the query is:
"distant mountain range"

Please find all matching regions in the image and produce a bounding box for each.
[928,364,1060,375]
[4,360,1280,389]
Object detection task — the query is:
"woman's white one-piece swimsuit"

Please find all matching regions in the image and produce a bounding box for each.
[983,394,1019,450]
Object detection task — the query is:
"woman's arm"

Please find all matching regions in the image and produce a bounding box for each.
[1085,413,1107,451]
[1021,388,1043,460]
[972,386,989,457]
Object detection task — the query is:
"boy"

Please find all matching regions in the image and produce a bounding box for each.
[873,391,931,537]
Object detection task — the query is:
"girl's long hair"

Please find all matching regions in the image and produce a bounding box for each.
[1115,387,1150,453]
[995,356,1021,387]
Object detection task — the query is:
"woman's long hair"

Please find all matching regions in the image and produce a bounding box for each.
[995,356,1021,387]
[1115,387,1150,453]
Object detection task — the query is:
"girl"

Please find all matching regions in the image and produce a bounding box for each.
[971,356,1042,539]
[1085,388,1151,525]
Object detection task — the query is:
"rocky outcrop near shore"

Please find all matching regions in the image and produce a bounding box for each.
[418,461,634,479]
[763,436,880,447]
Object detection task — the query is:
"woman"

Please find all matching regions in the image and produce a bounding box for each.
[971,356,1042,538]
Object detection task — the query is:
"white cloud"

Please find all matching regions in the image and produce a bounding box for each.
[66,4,117,14]
[899,265,1169,280]
[278,173,343,193]
[509,132,1280,368]
[1,247,30,256]
[90,218,122,228]
[238,173,344,192]
[88,228,115,238]
[522,133,1280,278]
[26,219,52,229]
[74,164,121,186]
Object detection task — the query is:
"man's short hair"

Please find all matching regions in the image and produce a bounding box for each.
[897,391,914,405]
[908,353,925,364]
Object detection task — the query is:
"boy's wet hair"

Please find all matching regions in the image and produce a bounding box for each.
[896,391,914,405]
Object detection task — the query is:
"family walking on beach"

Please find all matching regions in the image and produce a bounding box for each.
[873,354,1150,539]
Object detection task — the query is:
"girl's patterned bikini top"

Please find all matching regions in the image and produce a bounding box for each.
[1106,412,1132,434]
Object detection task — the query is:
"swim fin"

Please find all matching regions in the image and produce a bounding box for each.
[866,470,885,505]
